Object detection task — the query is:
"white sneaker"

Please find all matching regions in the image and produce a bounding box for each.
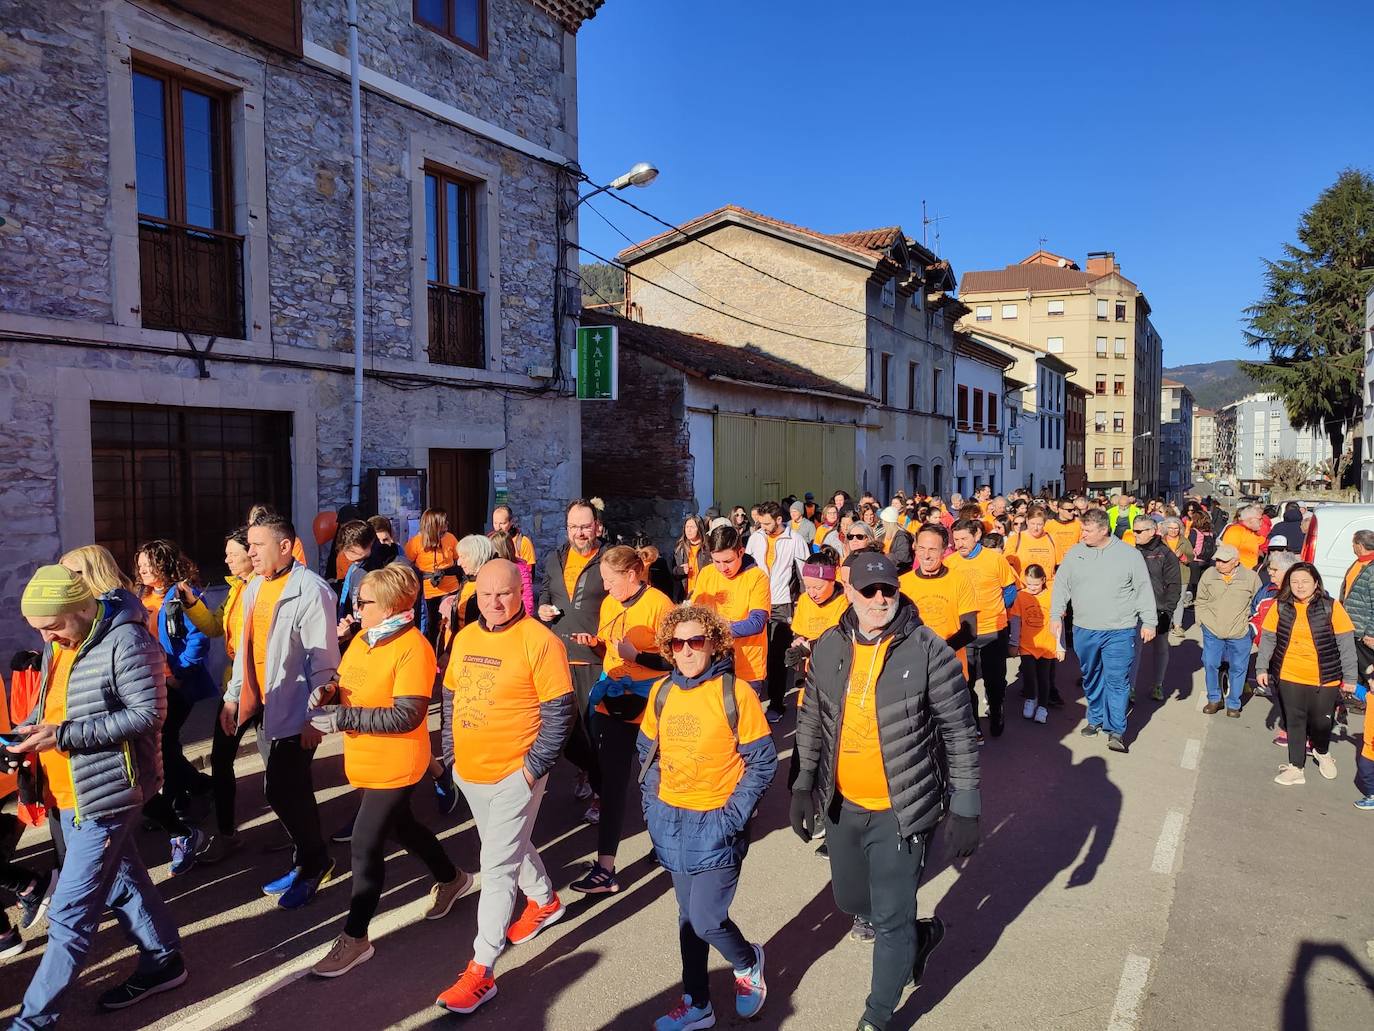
[1022,699,1036,719]
[1312,751,1338,780]
[1274,763,1306,786]
[1034,705,1048,724]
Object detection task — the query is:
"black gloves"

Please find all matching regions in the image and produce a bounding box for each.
[783,643,809,671]
[946,814,979,858]
[789,790,815,843]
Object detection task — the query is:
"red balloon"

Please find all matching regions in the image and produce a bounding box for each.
[312,511,338,546]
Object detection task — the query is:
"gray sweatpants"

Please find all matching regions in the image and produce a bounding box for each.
[455,767,555,967]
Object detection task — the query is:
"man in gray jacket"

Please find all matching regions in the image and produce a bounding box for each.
[223,514,341,910]
[1050,509,1157,752]
[8,566,185,1024]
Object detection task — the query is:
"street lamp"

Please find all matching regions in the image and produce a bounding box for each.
[576,162,659,208]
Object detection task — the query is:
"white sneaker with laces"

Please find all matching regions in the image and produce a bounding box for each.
[1034,705,1048,724]
[1312,751,1338,780]
[1022,699,1036,719]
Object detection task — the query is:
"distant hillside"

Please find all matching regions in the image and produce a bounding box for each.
[1163,360,1261,411]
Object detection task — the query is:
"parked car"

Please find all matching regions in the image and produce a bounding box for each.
[1299,503,1374,591]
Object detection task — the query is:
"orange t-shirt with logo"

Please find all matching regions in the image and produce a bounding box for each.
[948,547,1017,634]
[792,590,847,643]
[250,573,290,692]
[640,673,771,811]
[899,566,976,676]
[445,616,573,783]
[1221,524,1266,571]
[337,627,435,789]
[1005,531,1061,581]
[691,563,771,681]
[39,645,77,811]
[837,638,893,811]
[1011,589,1059,659]
[405,533,461,599]
[1044,518,1082,557]
[562,545,597,605]
[598,586,675,723]
[1261,600,1354,687]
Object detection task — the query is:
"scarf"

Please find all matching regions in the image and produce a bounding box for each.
[364,610,414,647]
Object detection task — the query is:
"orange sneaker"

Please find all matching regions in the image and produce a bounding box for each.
[506,895,565,945]
[435,960,497,1014]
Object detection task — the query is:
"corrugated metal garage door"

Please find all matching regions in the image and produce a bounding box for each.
[713,414,856,510]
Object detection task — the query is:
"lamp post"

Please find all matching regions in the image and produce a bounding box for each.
[575,162,659,209]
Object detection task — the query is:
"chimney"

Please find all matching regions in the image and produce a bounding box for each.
[1086,251,1117,276]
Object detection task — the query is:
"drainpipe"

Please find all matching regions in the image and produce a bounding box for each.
[347,0,365,505]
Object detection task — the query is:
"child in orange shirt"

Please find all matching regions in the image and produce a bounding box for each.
[1009,565,1061,724]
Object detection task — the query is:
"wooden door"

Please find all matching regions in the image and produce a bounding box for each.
[428,448,490,539]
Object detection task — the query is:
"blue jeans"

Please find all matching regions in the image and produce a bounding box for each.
[1074,627,1137,737]
[13,808,181,1029]
[1201,628,1251,709]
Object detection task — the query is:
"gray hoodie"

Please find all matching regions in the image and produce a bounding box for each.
[1050,536,1157,632]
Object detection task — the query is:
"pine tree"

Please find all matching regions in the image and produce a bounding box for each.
[1241,168,1374,482]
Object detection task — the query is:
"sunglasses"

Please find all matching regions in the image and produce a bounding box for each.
[856,583,897,599]
[356,598,377,609]
[846,533,868,541]
[670,635,709,653]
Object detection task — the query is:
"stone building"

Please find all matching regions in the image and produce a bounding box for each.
[0,0,602,652]
[617,205,962,501]
[958,249,1163,497]
[578,309,869,548]
[951,332,1015,498]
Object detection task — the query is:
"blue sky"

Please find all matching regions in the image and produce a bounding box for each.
[575,0,1373,367]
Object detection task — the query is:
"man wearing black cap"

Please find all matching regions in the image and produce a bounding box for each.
[792,552,981,1031]
[803,492,819,523]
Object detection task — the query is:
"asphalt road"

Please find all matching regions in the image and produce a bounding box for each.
[2,624,1371,1031]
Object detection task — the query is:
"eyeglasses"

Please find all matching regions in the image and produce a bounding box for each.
[669,635,708,653]
[856,583,897,599]
[356,598,377,609]
[846,533,868,541]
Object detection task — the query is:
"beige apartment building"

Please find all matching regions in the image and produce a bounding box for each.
[959,250,1163,496]
[1193,407,1217,473]
[617,205,963,502]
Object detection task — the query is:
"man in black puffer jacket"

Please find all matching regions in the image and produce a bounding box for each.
[1132,517,1179,701]
[792,553,980,1031]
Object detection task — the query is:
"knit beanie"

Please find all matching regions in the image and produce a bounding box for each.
[21,565,94,617]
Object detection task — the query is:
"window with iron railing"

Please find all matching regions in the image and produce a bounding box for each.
[133,66,243,338]
[425,168,485,368]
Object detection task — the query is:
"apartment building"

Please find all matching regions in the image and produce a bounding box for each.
[959,249,1163,496]
[1364,285,1374,501]
[952,332,1015,498]
[618,206,962,500]
[1065,381,1089,494]
[1159,378,1194,500]
[0,0,601,653]
[1193,407,1217,474]
[1215,393,1328,491]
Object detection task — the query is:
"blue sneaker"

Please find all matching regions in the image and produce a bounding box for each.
[263,866,301,896]
[169,829,204,876]
[653,996,716,1031]
[733,942,766,1019]
[279,860,335,910]
[1354,795,1374,811]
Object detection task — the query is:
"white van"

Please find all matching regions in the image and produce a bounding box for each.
[1298,504,1374,591]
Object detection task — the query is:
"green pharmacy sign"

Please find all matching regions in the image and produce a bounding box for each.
[576,326,618,401]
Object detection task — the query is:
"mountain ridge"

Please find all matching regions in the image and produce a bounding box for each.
[1162,359,1261,411]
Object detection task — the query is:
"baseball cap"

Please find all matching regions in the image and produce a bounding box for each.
[1213,543,1239,562]
[804,492,815,501]
[1268,534,1287,549]
[846,553,899,592]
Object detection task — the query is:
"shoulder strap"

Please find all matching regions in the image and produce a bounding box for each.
[722,672,739,743]
[636,677,674,785]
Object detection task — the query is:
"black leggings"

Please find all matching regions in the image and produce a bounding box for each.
[1276,680,1339,768]
[211,702,254,835]
[591,712,640,861]
[346,783,457,938]
[563,664,602,793]
[142,687,205,837]
[1021,656,1057,706]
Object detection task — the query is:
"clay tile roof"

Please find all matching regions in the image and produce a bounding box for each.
[829,226,903,252]
[581,309,870,402]
[960,264,1098,295]
[1162,377,1185,387]
[528,0,604,32]
[618,205,898,266]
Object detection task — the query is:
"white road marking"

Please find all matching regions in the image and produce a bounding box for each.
[1194,689,1209,712]
[1180,738,1201,770]
[1107,953,1152,1030]
[1151,810,1186,874]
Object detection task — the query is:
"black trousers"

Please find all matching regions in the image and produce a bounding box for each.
[261,735,328,877]
[764,605,794,715]
[1021,655,1057,706]
[563,663,603,793]
[423,596,444,648]
[967,628,1009,719]
[211,702,255,835]
[1276,680,1339,768]
[345,783,457,937]
[590,712,640,861]
[826,801,928,1030]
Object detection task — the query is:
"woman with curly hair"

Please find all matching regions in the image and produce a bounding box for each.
[639,605,777,1030]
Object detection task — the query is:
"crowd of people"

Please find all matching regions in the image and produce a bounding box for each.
[0,484,1370,1031]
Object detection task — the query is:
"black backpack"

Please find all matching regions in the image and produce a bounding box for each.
[637,673,739,785]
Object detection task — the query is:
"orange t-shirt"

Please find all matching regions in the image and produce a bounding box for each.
[1221,524,1266,571]
[405,533,460,599]
[640,673,771,811]
[791,589,847,642]
[837,638,893,811]
[1011,589,1059,659]
[515,534,536,568]
[764,530,783,571]
[562,545,597,605]
[142,587,166,637]
[899,567,975,676]
[1044,518,1082,557]
[337,627,435,789]
[598,586,675,723]
[947,547,1017,634]
[814,523,833,547]
[445,616,573,783]
[691,563,771,681]
[1005,531,1061,581]
[685,543,703,596]
[39,645,77,811]
[334,550,351,582]
[249,573,290,692]
[291,537,308,568]
[1261,599,1354,687]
